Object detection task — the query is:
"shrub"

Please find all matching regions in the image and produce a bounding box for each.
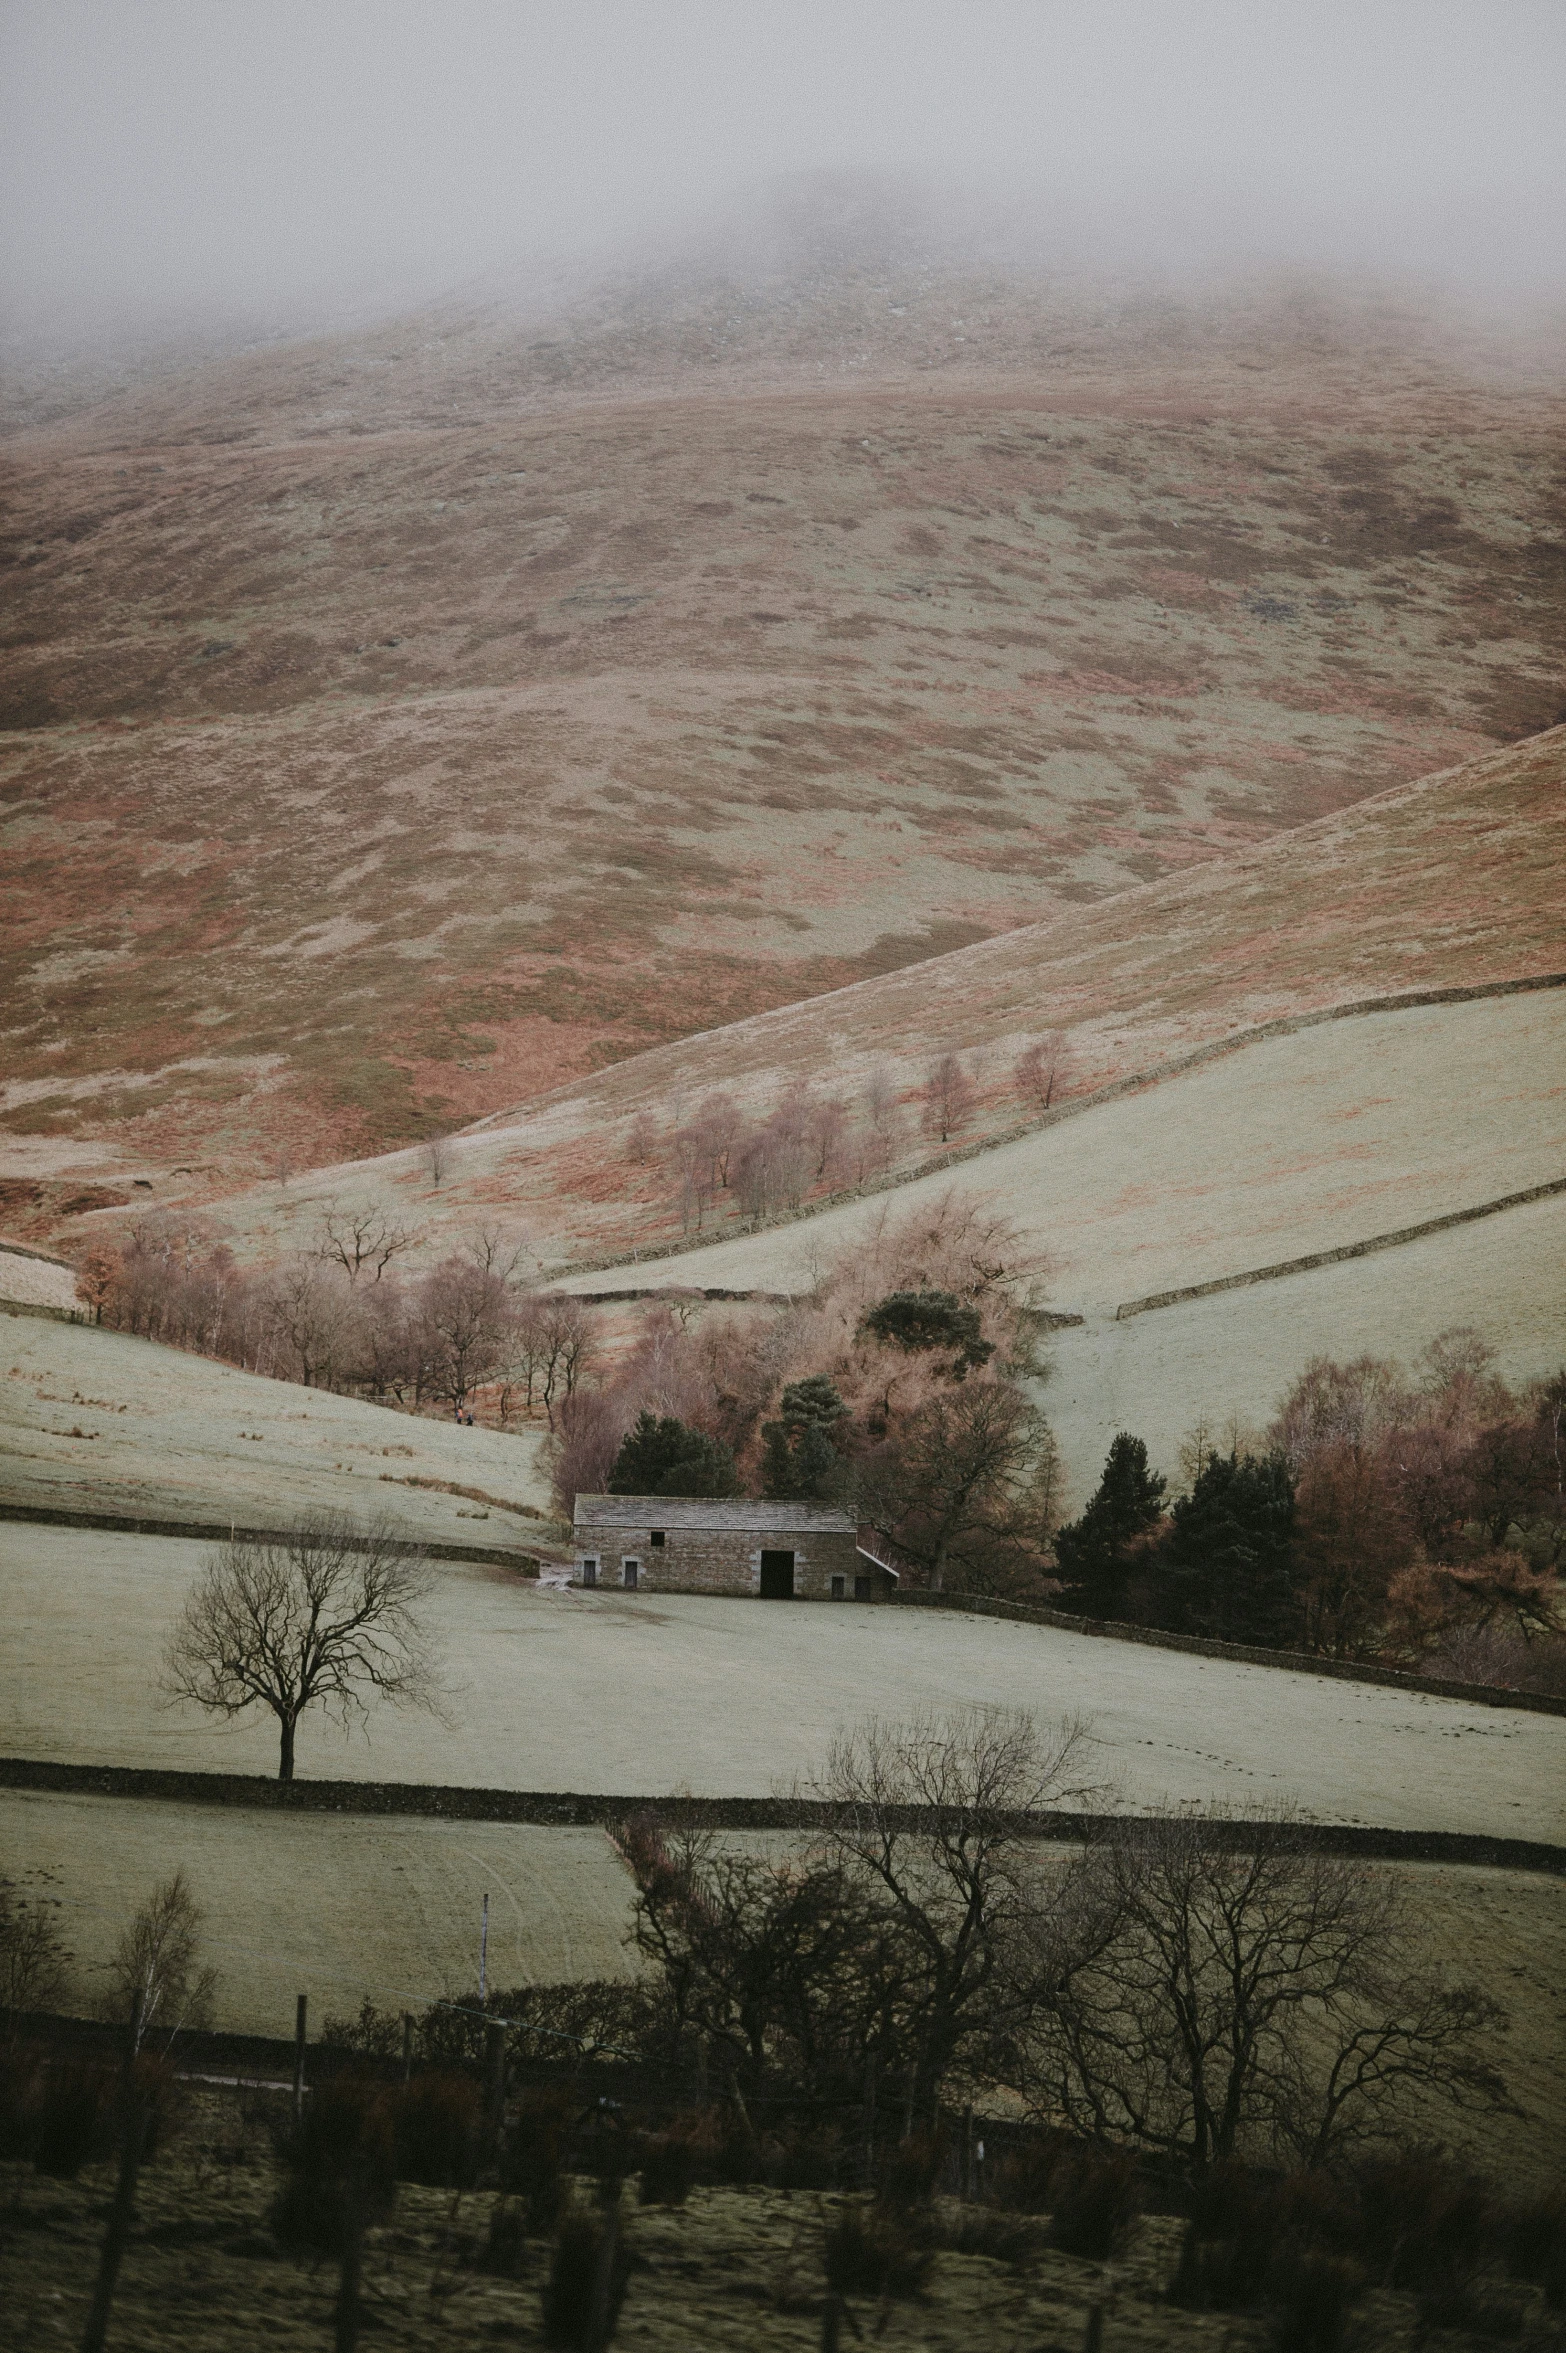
[1169,2164,1278,2310]
[271,2074,396,2254]
[1505,2188,1566,2306]
[877,2127,945,2214]
[389,2070,482,2187]
[499,2087,574,2233]
[822,2200,933,2300]
[0,2049,42,2161]
[1048,2145,1141,2260]
[31,2061,115,2179]
[987,2130,1072,2214]
[542,2207,632,2348]
[636,2130,695,2207]
[1353,2151,1492,2290]
[1268,2249,1364,2353]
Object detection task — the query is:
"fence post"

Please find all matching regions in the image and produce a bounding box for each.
[484,2020,507,2158]
[292,1993,308,2126]
[401,2012,413,2086]
[862,2053,877,2191]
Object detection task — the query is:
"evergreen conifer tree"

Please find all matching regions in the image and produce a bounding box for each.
[607,1410,740,1498]
[1157,1450,1299,1645]
[1053,1432,1166,1614]
[761,1375,847,1499]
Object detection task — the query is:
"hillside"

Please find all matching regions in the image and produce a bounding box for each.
[172,727,1564,1285]
[0,1307,552,1545]
[3,241,1563,1229]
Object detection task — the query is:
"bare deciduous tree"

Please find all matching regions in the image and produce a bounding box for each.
[418,1254,512,1408]
[1015,1032,1067,1115]
[923,1053,975,1146]
[0,1872,73,2036]
[808,1709,1097,2122]
[315,1204,416,1284]
[425,1135,448,1187]
[164,1517,445,1781]
[1025,1808,1514,2171]
[104,1869,217,2053]
[264,1257,355,1389]
[858,1378,1058,1592]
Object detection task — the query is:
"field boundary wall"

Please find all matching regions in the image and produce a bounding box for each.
[0,1498,541,1572]
[1116,1175,1566,1319]
[549,967,1566,1283]
[885,1588,1566,1715]
[1,1756,1560,1874]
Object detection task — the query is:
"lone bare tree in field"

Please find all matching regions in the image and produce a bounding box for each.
[164,1517,444,1781]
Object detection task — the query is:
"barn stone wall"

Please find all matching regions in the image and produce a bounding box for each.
[573,1519,861,1598]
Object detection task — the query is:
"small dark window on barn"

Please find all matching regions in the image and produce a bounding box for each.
[650,1530,665,1548]
[830,1574,845,1600]
[854,1574,871,1601]
[582,1559,598,1587]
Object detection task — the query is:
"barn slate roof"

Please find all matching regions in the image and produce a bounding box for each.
[573,1493,855,1534]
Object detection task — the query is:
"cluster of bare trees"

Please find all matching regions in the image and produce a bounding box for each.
[75,1210,595,1422]
[620,1711,1511,2171]
[642,1033,1070,1238]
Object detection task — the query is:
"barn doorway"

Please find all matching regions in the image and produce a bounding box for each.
[759,1550,796,1599]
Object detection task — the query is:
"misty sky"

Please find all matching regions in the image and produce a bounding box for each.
[4,0,1564,336]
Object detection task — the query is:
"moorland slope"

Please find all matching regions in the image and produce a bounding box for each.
[184,726,1565,1284]
[3,234,1563,1226]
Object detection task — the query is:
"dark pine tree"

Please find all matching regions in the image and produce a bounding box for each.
[1156,1451,1299,1646]
[1053,1432,1167,1616]
[857,1289,994,1377]
[607,1410,740,1498]
[761,1375,847,1500]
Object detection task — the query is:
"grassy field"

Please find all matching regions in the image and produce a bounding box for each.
[0,2138,1282,2353]
[0,1309,554,1545]
[0,1790,636,2040]
[1040,1190,1566,1504]
[552,989,1566,1309]
[3,1525,1561,1837]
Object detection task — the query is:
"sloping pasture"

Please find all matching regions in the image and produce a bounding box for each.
[0,1309,553,1544]
[3,1526,1560,1840]
[0,1788,637,2039]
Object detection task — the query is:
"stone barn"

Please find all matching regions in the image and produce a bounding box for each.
[570,1495,889,1600]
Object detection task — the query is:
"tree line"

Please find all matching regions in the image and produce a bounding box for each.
[635,1032,1071,1238]
[1052,1333,1566,1689]
[75,1210,594,1422]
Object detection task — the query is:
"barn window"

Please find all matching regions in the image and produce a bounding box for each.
[649,1530,665,1548]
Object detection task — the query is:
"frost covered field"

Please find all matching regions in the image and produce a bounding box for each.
[3,1525,1560,1839]
[555,991,1566,1313]
[0,1310,553,1540]
[0,1790,636,2039]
